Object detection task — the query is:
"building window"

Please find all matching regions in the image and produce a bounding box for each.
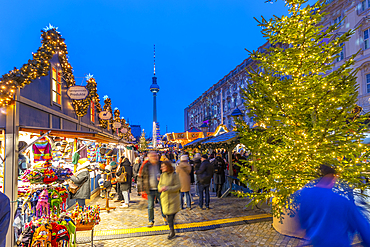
[367,74,370,93]
[51,67,62,105]
[228,118,231,128]
[336,43,344,62]
[227,101,230,110]
[90,101,95,123]
[333,16,342,26]
[365,29,370,50]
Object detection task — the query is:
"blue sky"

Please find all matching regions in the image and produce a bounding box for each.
[0,0,315,136]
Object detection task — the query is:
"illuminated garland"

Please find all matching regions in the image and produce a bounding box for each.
[100,96,112,129]
[74,76,101,117]
[0,28,80,109]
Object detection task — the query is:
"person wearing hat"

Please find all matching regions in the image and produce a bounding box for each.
[116,156,132,208]
[196,154,214,210]
[176,155,192,210]
[192,153,202,197]
[69,160,91,207]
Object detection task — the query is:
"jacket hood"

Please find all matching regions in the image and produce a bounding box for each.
[122,158,131,166]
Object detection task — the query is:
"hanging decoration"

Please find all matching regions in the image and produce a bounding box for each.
[100,96,112,129]
[0,27,78,108]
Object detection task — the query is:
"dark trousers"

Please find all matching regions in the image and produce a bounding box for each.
[216,184,223,198]
[116,183,123,201]
[198,184,210,208]
[180,191,191,209]
[167,213,176,234]
[148,190,165,223]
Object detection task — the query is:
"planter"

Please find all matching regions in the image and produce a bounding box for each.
[272,207,306,239]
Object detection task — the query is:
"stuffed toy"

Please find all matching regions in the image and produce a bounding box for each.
[51,222,70,246]
[50,190,62,216]
[36,189,49,218]
[30,190,41,216]
[55,187,69,212]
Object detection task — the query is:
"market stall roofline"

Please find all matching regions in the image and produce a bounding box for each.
[19,126,120,144]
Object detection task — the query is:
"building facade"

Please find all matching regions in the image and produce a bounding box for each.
[185,0,370,132]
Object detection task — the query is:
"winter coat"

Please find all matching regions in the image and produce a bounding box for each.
[196,159,214,185]
[138,160,161,194]
[193,158,202,182]
[212,156,226,185]
[70,169,91,200]
[158,172,181,216]
[116,158,132,191]
[176,161,191,192]
[133,161,141,178]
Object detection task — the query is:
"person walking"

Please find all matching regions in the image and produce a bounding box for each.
[176,155,192,210]
[133,157,142,195]
[69,161,91,207]
[196,154,214,210]
[299,164,370,246]
[116,156,132,208]
[0,192,10,247]
[138,151,165,227]
[158,161,181,240]
[212,154,226,198]
[192,153,202,196]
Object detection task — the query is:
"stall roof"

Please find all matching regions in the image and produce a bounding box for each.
[20,127,120,144]
[202,131,239,145]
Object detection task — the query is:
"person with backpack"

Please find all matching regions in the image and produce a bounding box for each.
[196,154,214,210]
[212,154,226,198]
[116,156,132,208]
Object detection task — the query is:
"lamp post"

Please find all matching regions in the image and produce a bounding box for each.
[200,122,209,138]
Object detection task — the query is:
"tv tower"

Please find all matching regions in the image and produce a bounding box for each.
[150,45,160,148]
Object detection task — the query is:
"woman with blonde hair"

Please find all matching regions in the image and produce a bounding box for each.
[158,161,181,240]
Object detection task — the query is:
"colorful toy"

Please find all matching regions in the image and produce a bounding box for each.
[50,190,62,217]
[35,189,49,218]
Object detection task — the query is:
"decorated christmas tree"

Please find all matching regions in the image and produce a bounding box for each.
[139,130,148,152]
[236,0,370,219]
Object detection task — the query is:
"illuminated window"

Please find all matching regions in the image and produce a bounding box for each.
[366,74,370,93]
[365,29,370,50]
[90,101,95,123]
[51,67,62,105]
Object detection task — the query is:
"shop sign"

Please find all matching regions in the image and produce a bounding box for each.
[121,128,128,133]
[99,111,112,120]
[113,122,122,129]
[67,86,89,100]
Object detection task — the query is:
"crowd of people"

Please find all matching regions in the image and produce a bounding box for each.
[107,149,250,240]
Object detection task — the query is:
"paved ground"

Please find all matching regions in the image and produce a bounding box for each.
[76,185,366,247]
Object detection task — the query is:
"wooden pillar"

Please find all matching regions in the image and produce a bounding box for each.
[4,100,19,247]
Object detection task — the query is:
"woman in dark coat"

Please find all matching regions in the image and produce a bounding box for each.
[212,155,226,198]
[116,157,132,207]
[70,161,91,207]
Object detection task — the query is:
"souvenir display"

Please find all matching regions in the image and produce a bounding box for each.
[67,203,101,228]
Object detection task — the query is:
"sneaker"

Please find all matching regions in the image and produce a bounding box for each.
[148,222,154,228]
[187,207,191,210]
[167,232,176,240]
[113,199,121,202]
[120,203,129,208]
[206,207,210,210]
[197,206,203,210]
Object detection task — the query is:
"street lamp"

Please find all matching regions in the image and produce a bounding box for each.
[231,107,243,130]
[200,122,209,138]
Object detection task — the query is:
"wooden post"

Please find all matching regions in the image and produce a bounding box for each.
[228,147,233,177]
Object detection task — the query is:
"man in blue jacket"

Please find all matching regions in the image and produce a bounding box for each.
[0,192,10,247]
[299,165,370,246]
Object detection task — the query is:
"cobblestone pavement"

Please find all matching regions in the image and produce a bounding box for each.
[88,185,270,232]
[77,221,309,247]
[76,185,366,247]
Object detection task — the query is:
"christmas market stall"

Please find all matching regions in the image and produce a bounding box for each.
[0,25,135,246]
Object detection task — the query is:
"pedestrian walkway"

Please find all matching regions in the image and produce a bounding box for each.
[76,185,366,246]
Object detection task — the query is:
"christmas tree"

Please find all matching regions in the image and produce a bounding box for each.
[236,0,370,219]
[139,130,148,152]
